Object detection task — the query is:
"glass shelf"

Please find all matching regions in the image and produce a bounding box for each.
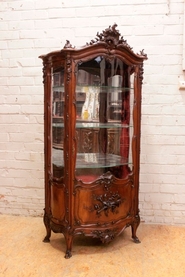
[53,85,133,91]
[52,122,132,128]
[53,85,64,91]
[52,149,131,169]
[76,85,133,92]
[76,153,131,168]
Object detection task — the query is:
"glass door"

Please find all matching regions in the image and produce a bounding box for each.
[75,56,134,182]
[51,68,65,179]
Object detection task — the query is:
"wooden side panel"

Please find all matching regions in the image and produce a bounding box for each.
[51,184,65,221]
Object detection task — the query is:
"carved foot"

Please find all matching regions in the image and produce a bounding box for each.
[132,235,141,244]
[43,211,51,243]
[64,233,73,259]
[131,214,141,244]
[65,250,72,259]
[43,236,50,243]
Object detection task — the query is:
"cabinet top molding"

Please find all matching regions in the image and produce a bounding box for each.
[39,24,147,62]
[66,24,147,57]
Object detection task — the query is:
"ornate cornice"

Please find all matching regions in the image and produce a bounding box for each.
[64,40,74,49]
[62,24,147,59]
[86,23,133,51]
[139,49,147,59]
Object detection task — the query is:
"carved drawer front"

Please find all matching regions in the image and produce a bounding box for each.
[51,183,65,221]
[74,180,133,226]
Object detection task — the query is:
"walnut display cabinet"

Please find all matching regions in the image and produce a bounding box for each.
[39,24,147,258]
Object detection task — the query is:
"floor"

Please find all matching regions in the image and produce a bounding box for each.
[0,215,185,277]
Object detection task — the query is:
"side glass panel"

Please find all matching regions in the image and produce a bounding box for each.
[75,57,134,182]
[51,69,64,179]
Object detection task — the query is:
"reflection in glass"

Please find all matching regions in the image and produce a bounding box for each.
[75,56,134,181]
[52,69,65,178]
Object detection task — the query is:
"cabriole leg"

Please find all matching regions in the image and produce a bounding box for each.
[131,214,141,244]
[43,211,51,243]
[64,234,73,259]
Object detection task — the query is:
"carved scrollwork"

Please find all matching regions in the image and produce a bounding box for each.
[76,129,93,152]
[98,171,114,190]
[93,191,124,217]
[64,40,74,49]
[86,23,133,51]
[107,132,115,154]
[138,49,147,59]
[92,229,117,243]
[83,131,93,152]
[42,60,52,85]
[42,62,47,84]
[66,54,72,83]
[139,64,144,84]
[50,219,71,234]
[50,221,64,233]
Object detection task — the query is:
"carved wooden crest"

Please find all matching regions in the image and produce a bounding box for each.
[86,23,133,51]
[63,24,147,59]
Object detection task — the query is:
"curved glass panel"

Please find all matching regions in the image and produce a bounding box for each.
[51,69,64,179]
[75,56,134,182]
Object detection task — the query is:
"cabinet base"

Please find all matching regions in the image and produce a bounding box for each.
[43,214,141,258]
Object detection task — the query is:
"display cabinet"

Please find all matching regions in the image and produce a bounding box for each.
[39,24,147,258]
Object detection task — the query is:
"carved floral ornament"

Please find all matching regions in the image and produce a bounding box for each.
[93,191,124,217]
[92,229,117,243]
[64,24,147,59]
[87,23,131,49]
